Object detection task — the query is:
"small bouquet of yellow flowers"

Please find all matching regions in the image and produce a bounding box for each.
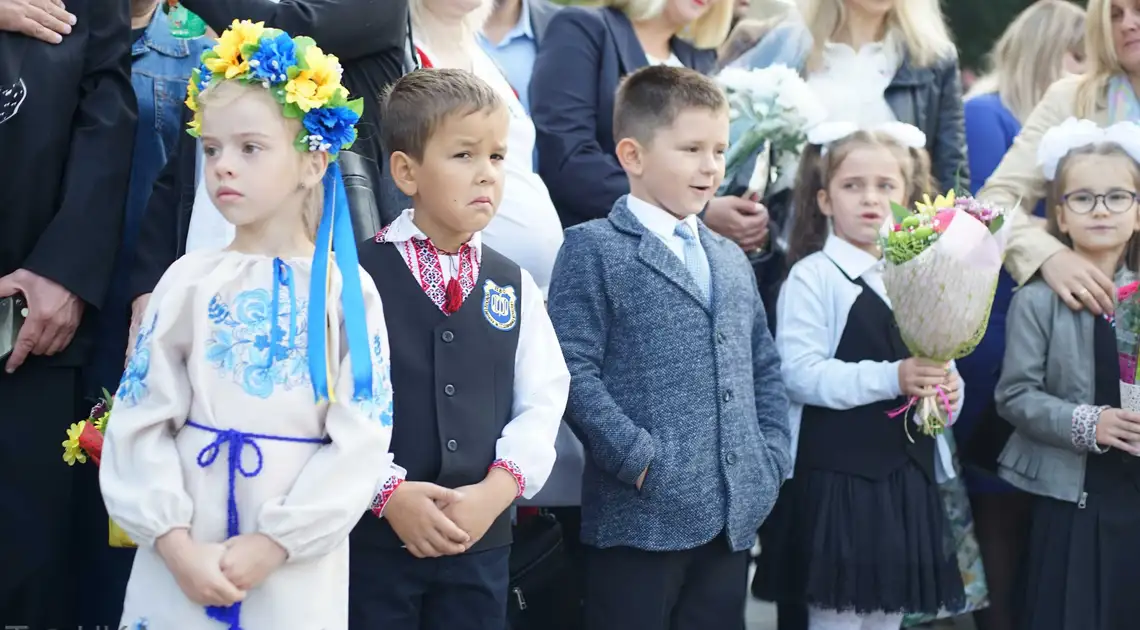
[62,390,135,548]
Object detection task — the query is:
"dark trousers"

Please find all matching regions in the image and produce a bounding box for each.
[0,364,81,628]
[350,545,510,630]
[584,537,749,630]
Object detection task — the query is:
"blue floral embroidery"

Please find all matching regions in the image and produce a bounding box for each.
[117,313,157,408]
[355,332,394,426]
[205,289,310,398]
[133,618,149,630]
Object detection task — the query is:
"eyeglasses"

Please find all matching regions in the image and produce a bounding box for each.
[1062,189,1139,214]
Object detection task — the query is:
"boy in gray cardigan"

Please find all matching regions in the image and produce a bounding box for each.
[546,65,791,630]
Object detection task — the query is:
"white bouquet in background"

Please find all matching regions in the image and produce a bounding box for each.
[716,64,825,198]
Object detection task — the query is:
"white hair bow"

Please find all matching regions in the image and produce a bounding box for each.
[806,121,927,155]
[1037,117,1140,181]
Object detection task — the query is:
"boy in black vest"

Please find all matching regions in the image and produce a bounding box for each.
[348,68,570,630]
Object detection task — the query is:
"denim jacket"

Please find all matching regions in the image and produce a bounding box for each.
[88,10,210,393]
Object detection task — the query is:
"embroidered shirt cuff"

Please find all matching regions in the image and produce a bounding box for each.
[489,459,526,498]
[369,475,404,518]
[1072,404,1110,454]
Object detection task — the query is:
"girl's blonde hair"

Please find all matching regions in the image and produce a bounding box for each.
[800,0,956,71]
[1045,143,1140,270]
[607,0,735,50]
[787,130,933,266]
[1075,0,1130,118]
[410,0,495,54]
[197,81,324,241]
[966,0,1086,122]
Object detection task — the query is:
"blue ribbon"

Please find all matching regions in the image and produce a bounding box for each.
[307,162,373,402]
[186,420,330,630]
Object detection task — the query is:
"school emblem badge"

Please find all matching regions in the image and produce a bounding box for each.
[482,280,517,331]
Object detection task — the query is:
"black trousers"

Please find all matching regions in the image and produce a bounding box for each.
[350,545,510,630]
[584,537,749,630]
[0,364,82,628]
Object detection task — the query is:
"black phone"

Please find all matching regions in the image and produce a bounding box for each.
[0,294,27,361]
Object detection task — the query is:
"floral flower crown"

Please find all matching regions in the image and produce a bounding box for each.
[185,20,362,158]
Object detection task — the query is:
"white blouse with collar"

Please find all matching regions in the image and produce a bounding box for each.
[806,32,903,127]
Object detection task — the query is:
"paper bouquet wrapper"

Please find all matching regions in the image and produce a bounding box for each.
[882,213,1006,361]
[1122,381,1140,413]
[109,518,136,548]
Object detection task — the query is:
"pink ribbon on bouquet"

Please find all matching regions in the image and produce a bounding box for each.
[886,385,955,443]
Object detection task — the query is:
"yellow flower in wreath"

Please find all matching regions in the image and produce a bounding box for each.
[284,47,344,112]
[63,421,87,466]
[205,20,266,79]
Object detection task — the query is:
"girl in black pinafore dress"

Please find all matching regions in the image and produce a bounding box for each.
[759,127,964,630]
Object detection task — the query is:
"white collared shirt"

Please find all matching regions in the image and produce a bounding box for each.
[807,32,902,128]
[626,194,703,259]
[370,209,569,506]
[776,234,957,481]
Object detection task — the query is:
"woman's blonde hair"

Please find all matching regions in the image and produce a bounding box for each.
[800,0,956,71]
[787,130,933,266]
[197,81,325,241]
[410,0,495,54]
[1044,143,1140,270]
[1075,0,1130,118]
[966,0,1085,123]
[607,0,735,50]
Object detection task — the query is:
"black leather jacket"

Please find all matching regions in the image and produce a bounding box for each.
[886,54,969,192]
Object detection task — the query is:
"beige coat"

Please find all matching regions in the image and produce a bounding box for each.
[977,75,1111,284]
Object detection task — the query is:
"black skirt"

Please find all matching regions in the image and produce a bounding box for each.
[757,462,964,615]
[1018,450,1140,630]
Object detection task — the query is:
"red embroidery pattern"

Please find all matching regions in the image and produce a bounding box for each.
[489,459,526,498]
[375,220,481,314]
[369,476,404,518]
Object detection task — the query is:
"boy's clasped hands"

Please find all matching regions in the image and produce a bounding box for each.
[155,528,288,607]
[385,468,520,558]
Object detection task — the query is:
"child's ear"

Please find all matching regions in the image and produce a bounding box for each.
[300,150,329,190]
[615,137,644,177]
[817,189,833,217]
[389,151,418,197]
[1055,206,1070,234]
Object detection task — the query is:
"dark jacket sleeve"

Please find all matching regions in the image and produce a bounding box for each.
[931,56,968,192]
[22,0,135,309]
[129,140,184,301]
[182,0,406,62]
[530,8,630,225]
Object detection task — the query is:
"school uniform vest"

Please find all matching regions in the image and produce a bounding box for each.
[796,264,936,481]
[354,242,522,552]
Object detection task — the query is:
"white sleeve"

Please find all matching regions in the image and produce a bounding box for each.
[776,263,903,409]
[256,272,395,561]
[492,270,569,499]
[100,263,195,547]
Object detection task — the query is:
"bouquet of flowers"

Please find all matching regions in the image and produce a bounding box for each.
[716,64,826,201]
[62,390,135,548]
[879,191,1012,437]
[1116,281,1140,411]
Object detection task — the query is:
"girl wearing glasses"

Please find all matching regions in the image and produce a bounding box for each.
[996,117,1140,630]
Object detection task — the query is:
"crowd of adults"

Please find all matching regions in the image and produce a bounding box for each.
[0,0,1136,629]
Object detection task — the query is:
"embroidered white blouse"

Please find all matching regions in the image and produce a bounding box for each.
[101,250,395,630]
[776,236,958,482]
[369,209,568,513]
[806,32,902,127]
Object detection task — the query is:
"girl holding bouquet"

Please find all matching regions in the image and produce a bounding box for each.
[99,23,396,630]
[996,118,1140,630]
[762,123,965,630]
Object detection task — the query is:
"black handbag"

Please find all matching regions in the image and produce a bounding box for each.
[507,512,577,630]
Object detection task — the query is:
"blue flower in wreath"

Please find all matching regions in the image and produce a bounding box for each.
[247,32,297,85]
[302,105,359,155]
[195,61,212,93]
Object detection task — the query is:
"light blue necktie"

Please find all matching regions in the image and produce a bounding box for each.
[674,222,711,304]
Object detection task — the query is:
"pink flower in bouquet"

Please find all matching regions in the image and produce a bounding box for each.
[1119,280,1140,303]
[932,210,955,234]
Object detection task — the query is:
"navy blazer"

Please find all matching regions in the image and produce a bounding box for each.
[530,7,718,228]
[547,197,792,552]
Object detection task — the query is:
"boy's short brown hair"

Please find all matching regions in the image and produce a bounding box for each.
[380,68,504,161]
[612,65,728,146]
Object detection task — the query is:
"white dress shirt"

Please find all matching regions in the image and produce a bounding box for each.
[371,210,569,506]
[776,235,958,481]
[626,194,706,264]
[807,32,902,128]
[186,146,235,253]
[415,41,565,298]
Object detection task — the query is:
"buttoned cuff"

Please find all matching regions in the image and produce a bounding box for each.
[489,459,526,498]
[1072,404,1110,454]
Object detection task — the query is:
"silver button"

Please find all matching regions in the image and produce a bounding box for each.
[446,439,458,452]
[444,384,456,396]
[441,330,454,342]
[723,390,732,403]
[726,452,737,465]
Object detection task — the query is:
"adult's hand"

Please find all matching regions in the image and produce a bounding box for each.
[0,0,75,44]
[1039,248,1115,315]
[0,269,84,373]
[703,196,769,251]
[126,293,151,364]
